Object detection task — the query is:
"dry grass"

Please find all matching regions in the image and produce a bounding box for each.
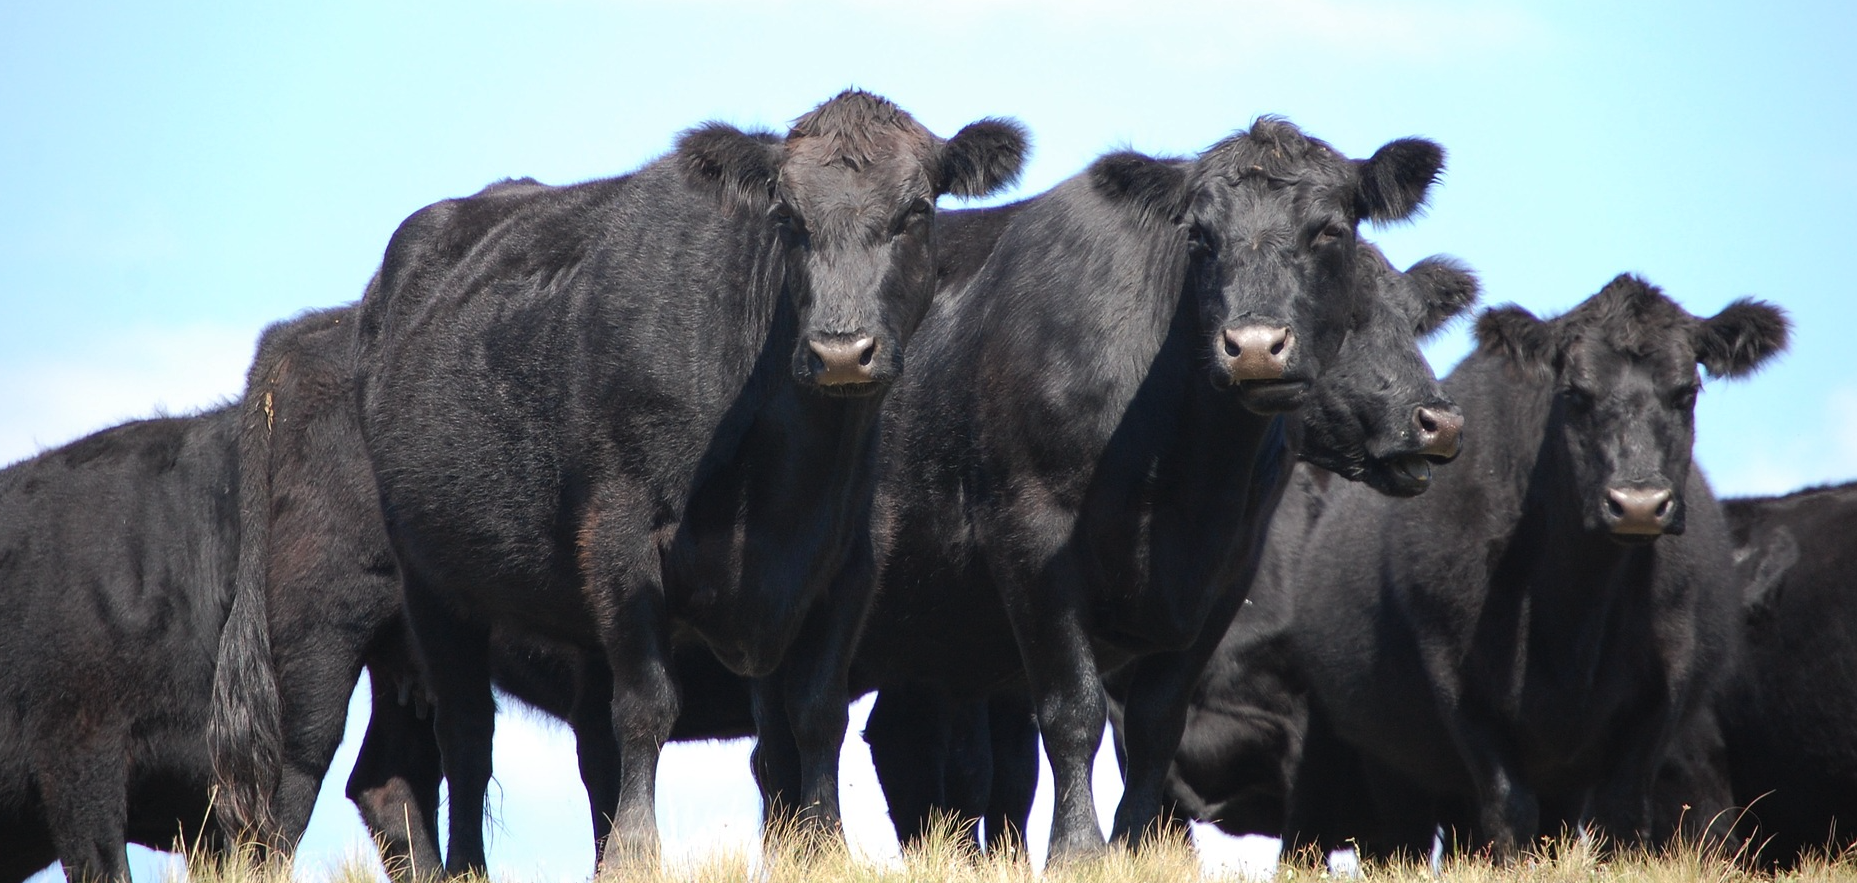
[180,826,1857,883]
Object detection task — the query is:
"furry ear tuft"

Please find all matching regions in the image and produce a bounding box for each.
[939,118,1029,199]
[1404,255,1481,339]
[1475,304,1556,373]
[1088,151,1190,228]
[1356,137,1445,224]
[1696,297,1790,378]
[675,122,782,210]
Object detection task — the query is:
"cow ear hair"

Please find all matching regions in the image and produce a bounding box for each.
[938,118,1029,199]
[676,122,782,211]
[1088,151,1191,228]
[1475,304,1556,372]
[1403,255,1481,340]
[1741,526,1799,621]
[1696,297,1790,378]
[1355,137,1444,224]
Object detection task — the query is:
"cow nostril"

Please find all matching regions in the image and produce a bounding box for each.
[857,338,876,367]
[1655,497,1672,518]
[1270,338,1286,356]
[1606,496,1625,518]
[1223,334,1241,359]
[1417,410,1439,434]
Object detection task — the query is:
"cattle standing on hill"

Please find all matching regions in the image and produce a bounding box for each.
[806,119,1458,861]
[0,409,240,883]
[348,90,1025,872]
[861,241,1482,852]
[1284,277,1787,860]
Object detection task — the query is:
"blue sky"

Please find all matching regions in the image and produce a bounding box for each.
[5,1,1854,879]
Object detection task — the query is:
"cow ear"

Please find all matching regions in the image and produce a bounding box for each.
[1741,526,1799,620]
[1088,151,1191,228]
[676,122,782,211]
[1475,304,1556,372]
[1355,137,1445,224]
[938,118,1029,199]
[1403,255,1481,339]
[1696,297,1790,378]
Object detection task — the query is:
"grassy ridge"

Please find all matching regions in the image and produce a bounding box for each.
[184,824,1857,883]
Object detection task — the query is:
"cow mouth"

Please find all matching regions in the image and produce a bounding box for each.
[1378,454,1434,496]
[1608,531,1663,546]
[808,379,886,398]
[1235,379,1309,414]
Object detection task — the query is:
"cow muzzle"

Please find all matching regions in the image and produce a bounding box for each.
[806,335,879,388]
[1603,486,1676,540]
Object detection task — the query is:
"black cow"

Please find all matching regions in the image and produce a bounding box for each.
[0,408,241,882]
[1284,276,1788,861]
[348,90,1025,873]
[815,118,1457,862]
[861,241,1482,853]
[1703,480,1857,865]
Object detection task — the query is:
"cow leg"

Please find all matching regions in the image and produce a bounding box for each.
[400,575,495,876]
[36,737,131,883]
[993,543,1106,862]
[346,657,443,882]
[865,684,954,848]
[772,598,859,843]
[268,625,374,850]
[569,654,622,860]
[981,690,1038,856]
[1450,713,1538,862]
[750,677,801,828]
[593,571,678,868]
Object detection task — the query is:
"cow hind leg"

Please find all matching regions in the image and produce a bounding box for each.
[983,691,1039,857]
[864,684,954,849]
[345,657,443,882]
[569,654,622,862]
[37,739,131,883]
[400,574,496,876]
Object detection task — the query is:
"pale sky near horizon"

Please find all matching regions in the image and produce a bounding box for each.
[5,1,1855,879]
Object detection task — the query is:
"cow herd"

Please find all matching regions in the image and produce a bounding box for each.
[0,89,1842,882]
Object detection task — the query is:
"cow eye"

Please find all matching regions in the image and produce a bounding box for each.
[1186,226,1215,257]
[1560,386,1596,412]
[771,203,801,231]
[1670,384,1699,409]
[1312,220,1350,246]
[892,198,934,237]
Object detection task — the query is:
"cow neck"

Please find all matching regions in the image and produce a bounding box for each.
[1434,353,1556,546]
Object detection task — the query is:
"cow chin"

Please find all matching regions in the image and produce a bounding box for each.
[1232,379,1310,414]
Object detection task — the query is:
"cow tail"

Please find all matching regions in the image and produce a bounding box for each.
[208,329,288,848]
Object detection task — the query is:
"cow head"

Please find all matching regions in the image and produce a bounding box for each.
[1296,246,1478,496]
[1088,118,1445,414]
[1476,275,1789,541]
[676,90,1028,396]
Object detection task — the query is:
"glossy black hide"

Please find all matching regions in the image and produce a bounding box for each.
[0,409,240,883]
[830,118,1449,862]
[351,90,1025,873]
[863,241,1480,854]
[207,304,760,877]
[1700,481,1857,866]
[1285,277,1788,861]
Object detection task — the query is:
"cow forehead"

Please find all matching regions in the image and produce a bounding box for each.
[1566,336,1698,390]
[780,141,935,237]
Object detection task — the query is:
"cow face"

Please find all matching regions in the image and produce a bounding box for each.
[1296,247,1477,497]
[1180,119,1444,414]
[1476,275,1789,541]
[677,90,1027,396]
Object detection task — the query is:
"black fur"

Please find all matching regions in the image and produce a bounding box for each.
[1280,278,1789,861]
[823,118,1456,861]
[938,118,1030,198]
[0,408,241,882]
[350,90,1023,874]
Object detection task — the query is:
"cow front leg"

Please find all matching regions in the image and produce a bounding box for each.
[400,573,495,877]
[569,654,623,863]
[982,690,1039,856]
[774,595,863,845]
[597,585,678,869]
[996,574,1106,862]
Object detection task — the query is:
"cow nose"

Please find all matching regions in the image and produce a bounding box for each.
[1412,405,1463,460]
[808,336,878,385]
[1604,487,1675,536]
[1222,325,1294,382]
